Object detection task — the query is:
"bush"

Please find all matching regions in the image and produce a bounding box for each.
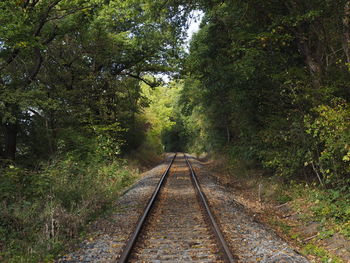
[308,188,350,224]
[0,146,136,262]
[304,98,350,187]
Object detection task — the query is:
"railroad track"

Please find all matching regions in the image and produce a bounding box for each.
[117,153,235,263]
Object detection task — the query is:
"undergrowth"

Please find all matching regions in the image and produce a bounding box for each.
[222,157,349,262]
[0,156,136,262]
[287,183,350,239]
[302,244,343,263]
[227,159,350,239]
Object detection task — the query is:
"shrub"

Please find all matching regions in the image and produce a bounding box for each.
[304,98,350,188]
[0,151,136,262]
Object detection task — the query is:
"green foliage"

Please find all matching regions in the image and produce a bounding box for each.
[0,0,194,262]
[0,1,193,259]
[140,81,187,152]
[302,243,343,263]
[0,0,191,161]
[283,182,350,241]
[182,0,350,191]
[307,188,350,224]
[276,194,293,204]
[0,149,136,262]
[161,120,189,152]
[340,222,350,239]
[304,99,350,186]
[93,123,125,160]
[2,0,350,260]
[269,218,292,235]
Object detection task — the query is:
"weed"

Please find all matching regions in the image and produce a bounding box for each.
[269,218,292,235]
[0,157,137,262]
[302,244,343,263]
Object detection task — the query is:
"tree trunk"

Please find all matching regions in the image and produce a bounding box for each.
[295,28,322,88]
[285,1,323,88]
[49,111,57,155]
[226,124,231,143]
[343,1,350,64]
[45,119,54,156]
[4,122,18,160]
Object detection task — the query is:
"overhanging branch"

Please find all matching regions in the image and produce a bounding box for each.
[127,73,160,87]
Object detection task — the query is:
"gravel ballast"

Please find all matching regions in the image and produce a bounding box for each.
[188,156,309,263]
[57,154,310,263]
[57,154,174,262]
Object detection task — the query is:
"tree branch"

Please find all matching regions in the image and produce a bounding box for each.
[45,6,95,22]
[126,73,160,87]
[34,0,63,37]
[25,48,43,86]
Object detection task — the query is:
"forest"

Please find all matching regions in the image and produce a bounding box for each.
[0,0,349,262]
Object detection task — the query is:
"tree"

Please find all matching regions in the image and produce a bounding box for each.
[183,0,350,186]
[0,0,191,162]
[0,0,95,160]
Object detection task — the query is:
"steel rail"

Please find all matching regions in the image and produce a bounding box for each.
[185,154,236,263]
[117,153,177,263]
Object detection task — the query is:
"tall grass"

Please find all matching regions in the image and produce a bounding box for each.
[0,156,136,262]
